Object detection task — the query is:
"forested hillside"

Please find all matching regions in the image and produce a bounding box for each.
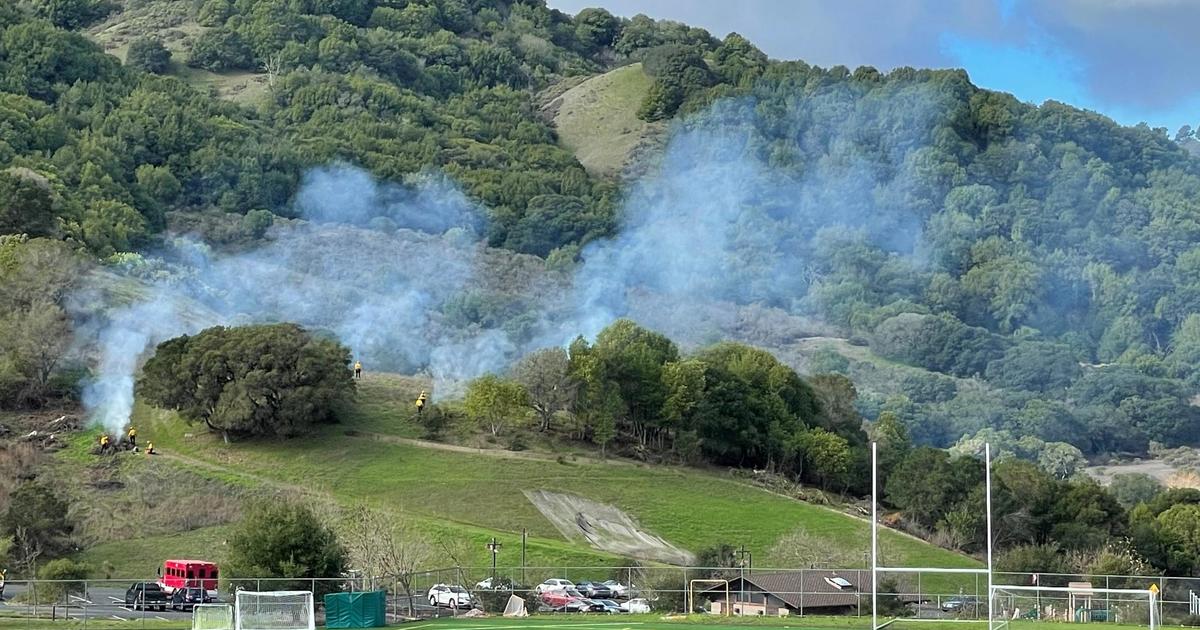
[4,0,1200,456]
[6,0,1200,580]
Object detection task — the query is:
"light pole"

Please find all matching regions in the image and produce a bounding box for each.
[735,545,751,609]
[487,538,503,584]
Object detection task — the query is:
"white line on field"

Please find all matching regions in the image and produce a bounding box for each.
[442,623,646,629]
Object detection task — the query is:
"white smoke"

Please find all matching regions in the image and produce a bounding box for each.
[72,168,506,435]
[75,83,950,435]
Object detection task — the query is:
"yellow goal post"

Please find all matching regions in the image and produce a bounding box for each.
[688,579,731,616]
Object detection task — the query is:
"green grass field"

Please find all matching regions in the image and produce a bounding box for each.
[0,622,181,630]
[0,614,1160,630]
[420,617,1153,630]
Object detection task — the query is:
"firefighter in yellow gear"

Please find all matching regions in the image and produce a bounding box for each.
[354,361,362,379]
[146,442,156,455]
[99,434,111,452]
[415,390,428,414]
[127,427,137,447]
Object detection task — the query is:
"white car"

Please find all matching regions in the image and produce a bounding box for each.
[535,578,575,594]
[427,584,473,609]
[602,580,630,598]
[624,598,651,614]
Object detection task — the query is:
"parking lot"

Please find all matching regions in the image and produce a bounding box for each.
[0,583,193,622]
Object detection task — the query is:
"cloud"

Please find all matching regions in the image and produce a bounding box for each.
[1016,0,1200,110]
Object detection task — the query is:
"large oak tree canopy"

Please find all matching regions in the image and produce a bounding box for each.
[138,323,354,436]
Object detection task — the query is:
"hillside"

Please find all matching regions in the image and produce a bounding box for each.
[6,0,1200,588]
[59,372,979,588]
[546,63,662,178]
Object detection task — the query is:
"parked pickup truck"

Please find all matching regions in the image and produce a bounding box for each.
[125,582,169,611]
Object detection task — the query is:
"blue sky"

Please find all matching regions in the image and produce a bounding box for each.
[548,0,1200,135]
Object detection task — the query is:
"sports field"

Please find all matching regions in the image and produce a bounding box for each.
[0,614,1157,630]
[412,615,1154,630]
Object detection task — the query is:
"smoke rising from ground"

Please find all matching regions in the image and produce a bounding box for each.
[565,91,943,342]
[75,83,948,435]
[73,170,509,436]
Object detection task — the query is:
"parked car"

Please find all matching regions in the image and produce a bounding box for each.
[563,598,606,613]
[125,582,169,611]
[428,584,473,609]
[602,580,631,598]
[594,599,626,613]
[535,578,575,594]
[942,596,978,612]
[576,581,613,599]
[171,587,214,611]
[624,598,651,614]
[540,590,577,609]
[474,576,520,591]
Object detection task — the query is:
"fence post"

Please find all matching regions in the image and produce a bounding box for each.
[799,568,804,616]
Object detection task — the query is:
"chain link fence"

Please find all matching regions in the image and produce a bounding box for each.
[0,568,1194,625]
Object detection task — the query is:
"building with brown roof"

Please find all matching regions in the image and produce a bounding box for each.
[703,570,874,616]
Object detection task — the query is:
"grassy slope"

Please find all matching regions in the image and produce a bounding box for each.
[97,374,978,588]
[551,63,659,178]
[87,0,269,105]
[75,524,234,578]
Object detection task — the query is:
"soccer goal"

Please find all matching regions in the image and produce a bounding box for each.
[193,603,234,630]
[990,584,1159,630]
[234,590,315,630]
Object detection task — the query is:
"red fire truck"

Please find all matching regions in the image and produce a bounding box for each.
[159,559,219,594]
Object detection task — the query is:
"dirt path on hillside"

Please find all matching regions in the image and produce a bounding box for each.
[157,450,319,497]
[356,431,644,467]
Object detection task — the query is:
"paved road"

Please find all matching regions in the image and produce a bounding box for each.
[0,584,196,622]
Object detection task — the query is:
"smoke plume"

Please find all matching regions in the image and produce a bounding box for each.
[74,83,949,435]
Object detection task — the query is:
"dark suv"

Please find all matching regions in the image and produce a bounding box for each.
[125,582,168,611]
[171,586,214,611]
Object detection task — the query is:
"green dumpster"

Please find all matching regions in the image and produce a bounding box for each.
[324,590,387,628]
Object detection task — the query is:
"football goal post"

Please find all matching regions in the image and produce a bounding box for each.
[234,590,315,630]
[989,584,1159,630]
[871,442,994,630]
[193,603,234,630]
[687,579,730,616]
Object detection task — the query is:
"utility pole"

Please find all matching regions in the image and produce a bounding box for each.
[735,545,750,608]
[486,538,502,584]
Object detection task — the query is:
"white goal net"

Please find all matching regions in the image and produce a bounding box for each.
[990,584,1158,630]
[234,590,315,630]
[193,603,235,630]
